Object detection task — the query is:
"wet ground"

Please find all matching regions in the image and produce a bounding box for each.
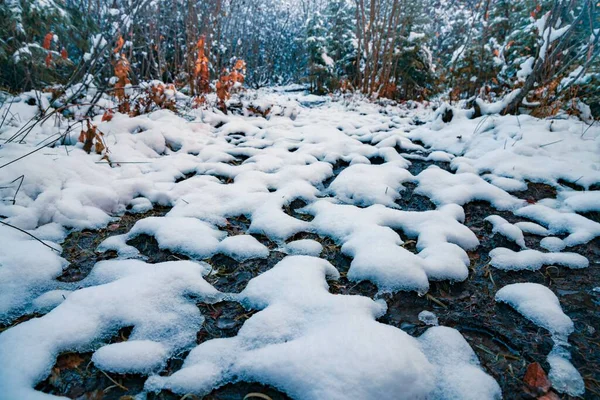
[22,144,600,399]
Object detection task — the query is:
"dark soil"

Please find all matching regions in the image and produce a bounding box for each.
[58,206,171,282]
[127,233,190,263]
[205,251,286,293]
[395,182,436,211]
[406,157,452,176]
[512,181,557,202]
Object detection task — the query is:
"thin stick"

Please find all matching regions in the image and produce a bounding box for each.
[539,139,563,148]
[581,120,595,138]
[0,220,60,252]
[98,369,128,391]
[94,161,152,164]
[9,175,24,205]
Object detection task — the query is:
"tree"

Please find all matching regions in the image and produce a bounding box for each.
[305,11,332,93]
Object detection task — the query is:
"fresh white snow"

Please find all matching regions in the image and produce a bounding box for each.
[0,88,598,399]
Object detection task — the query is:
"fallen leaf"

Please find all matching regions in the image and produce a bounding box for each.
[523,362,551,396]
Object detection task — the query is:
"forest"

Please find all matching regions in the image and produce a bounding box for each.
[1,0,598,118]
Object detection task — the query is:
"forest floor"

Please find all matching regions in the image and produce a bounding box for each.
[0,87,599,400]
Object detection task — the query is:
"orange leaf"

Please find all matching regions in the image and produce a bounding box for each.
[523,362,551,396]
[43,33,53,50]
[101,110,114,122]
[114,35,125,54]
[95,139,105,154]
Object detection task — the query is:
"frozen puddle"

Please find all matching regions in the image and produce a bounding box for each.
[0,89,598,399]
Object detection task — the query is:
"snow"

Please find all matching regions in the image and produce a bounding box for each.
[496,283,584,396]
[307,201,477,293]
[418,310,439,326]
[0,87,597,399]
[485,215,526,248]
[92,340,168,374]
[147,256,498,400]
[328,162,413,207]
[484,175,527,192]
[0,259,221,400]
[540,236,566,252]
[563,191,600,213]
[284,239,323,256]
[490,248,588,271]
[416,166,524,210]
[217,235,269,261]
[514,221,550,236]
[419,326,502,400]
[495,283,573,337]
[547,346,586,397]
[515,204,600,247]
[0,225,66,323]
[99,216,227,259]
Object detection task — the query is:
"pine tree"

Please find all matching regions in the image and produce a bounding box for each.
[325,0,357,80]
[305,11,331,93]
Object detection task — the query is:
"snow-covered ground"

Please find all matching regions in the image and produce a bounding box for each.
[0,88,599,399]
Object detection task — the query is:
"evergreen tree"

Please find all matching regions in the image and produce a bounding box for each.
[325,0,356,80]
[305,11,331,93]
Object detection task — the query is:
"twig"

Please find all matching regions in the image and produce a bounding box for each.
[7,175,24,205]
[98,369,128,391]
[539,139,563,148]
[94,161,152,164]
[0,220,60,252]
[243,394,274,400]
[425,293,447,308]
[581,120,595,139]
[0,132,67,170]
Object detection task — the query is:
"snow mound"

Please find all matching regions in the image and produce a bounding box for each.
[147,256,498,400]
[490,248,588,271]
[496,283,584,396]
[284,239,323,256]
[419,326,502,400]
[0,225,66,323]
[217,235,269,261]
[416,166,524,210]
[307,201,477,293]
[485,215,526,248]
[0,259,221,400]
[328,163,414,207]
[495,283,573,337]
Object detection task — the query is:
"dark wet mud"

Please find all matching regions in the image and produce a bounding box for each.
[58,206,171,282]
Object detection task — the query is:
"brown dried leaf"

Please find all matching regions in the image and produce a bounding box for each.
[114,35,125,54]
[101,110,114,122]
[523,362,551,396]
[95,139,105,155]
[56,353,85,370]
